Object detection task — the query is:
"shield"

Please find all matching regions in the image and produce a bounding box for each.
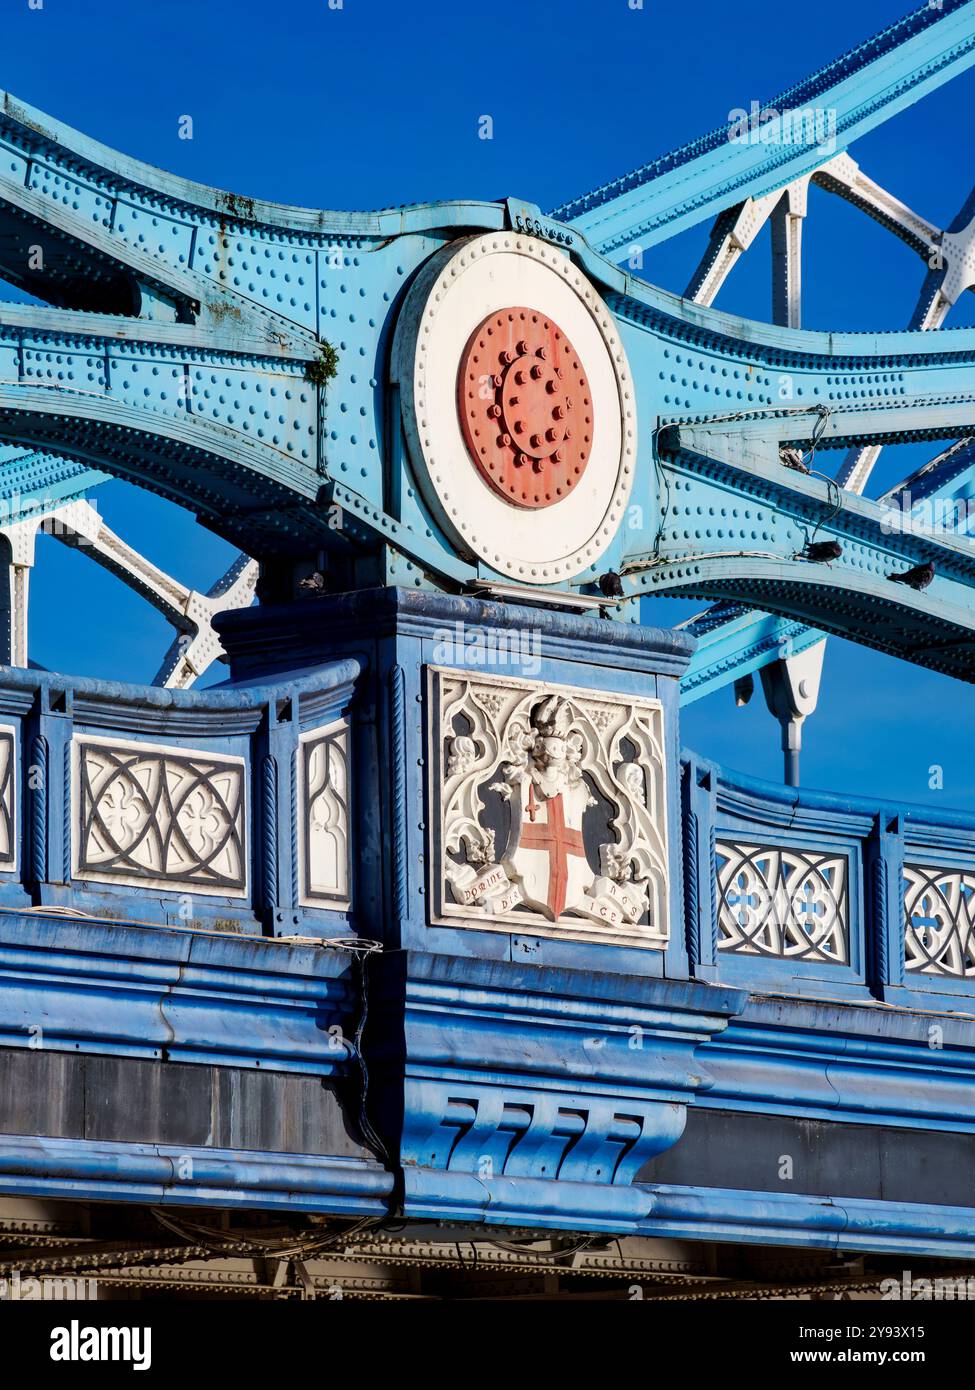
[503,778,594,920]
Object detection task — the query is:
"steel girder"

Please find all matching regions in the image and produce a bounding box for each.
[552,0,975,255]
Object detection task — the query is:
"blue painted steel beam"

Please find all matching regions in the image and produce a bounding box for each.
[679,605,826,705]
[681,438,975,702]
[6,51,975,681]
[554,1,975,255]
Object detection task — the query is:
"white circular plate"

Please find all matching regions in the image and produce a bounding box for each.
[393,233,637,583]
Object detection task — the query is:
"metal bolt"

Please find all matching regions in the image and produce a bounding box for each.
[516,339,529,356]
[515,369,526,385]
[530,433,541,447]
[537,347,549,361]
[487,404,501,418]
[545,380,558,394]
[514,419,525,433]
[530,364,543,380]
[545,427,557,442]
[552,405,565,420]
[553,449,563,462]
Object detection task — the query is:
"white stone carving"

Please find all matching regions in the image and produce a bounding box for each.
[429,668,669,947]
[904,864,975,977]
[73,736,246,897]
[0,725,15,870]
[298,720,351,910]
[716,842,848,963]
[393,233,637,584]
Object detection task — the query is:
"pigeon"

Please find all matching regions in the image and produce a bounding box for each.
[597,570,624,599]
[298,571,326,595]
[804,540,843,563]
[888,560,935,591]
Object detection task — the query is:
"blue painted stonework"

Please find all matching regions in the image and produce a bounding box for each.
[0,588,968,1253]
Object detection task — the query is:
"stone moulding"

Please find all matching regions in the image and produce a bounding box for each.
[0,912,359,1074]
[0,1135,392,1216]
[367,951,746,1232]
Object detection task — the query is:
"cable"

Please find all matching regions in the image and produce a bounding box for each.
[348,948,393,1166]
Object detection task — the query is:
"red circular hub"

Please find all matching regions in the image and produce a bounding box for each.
[457,308,593,509]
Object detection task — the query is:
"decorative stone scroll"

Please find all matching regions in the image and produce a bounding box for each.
[429,668,670,947]
[73,736,246,897]
[298,720,352,910]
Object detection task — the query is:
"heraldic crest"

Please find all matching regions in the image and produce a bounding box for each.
[430,668,670,947]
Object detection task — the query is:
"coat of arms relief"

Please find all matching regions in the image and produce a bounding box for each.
[429,668,670,947]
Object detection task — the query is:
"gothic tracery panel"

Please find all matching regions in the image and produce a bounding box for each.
[298,721,352,910]
[904,864,975,978]
[74,736,246,896]
[429,668,670,947]
[716,841,849,964]
[0,726,15,870]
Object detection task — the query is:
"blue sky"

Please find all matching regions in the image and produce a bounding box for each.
[4,0,975,809]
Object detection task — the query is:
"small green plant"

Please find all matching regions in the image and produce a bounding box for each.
[305,342,339,389]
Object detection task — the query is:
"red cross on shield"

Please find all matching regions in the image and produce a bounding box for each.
[506,780,592,920]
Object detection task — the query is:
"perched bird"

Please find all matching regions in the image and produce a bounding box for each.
[888,560,935,591]
[597,570,624,599]
[804,540,843,563]
[298,571,326,596]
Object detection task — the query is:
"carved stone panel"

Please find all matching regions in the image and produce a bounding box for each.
[73,736,247,897]
[904,864,975,977]
[297,721,351,911]
[716,841,849,964]
[0,725,14,871]
[429,668,670,948]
